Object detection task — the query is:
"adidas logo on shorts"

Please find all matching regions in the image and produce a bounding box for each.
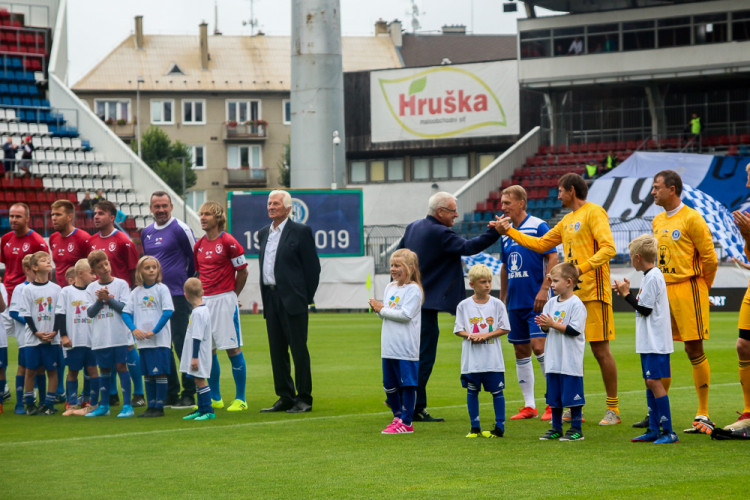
[573,394,582,401]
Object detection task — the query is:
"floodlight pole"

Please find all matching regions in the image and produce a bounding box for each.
[332,130,340,190]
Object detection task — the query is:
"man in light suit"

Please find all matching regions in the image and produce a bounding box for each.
[258,190,321,413]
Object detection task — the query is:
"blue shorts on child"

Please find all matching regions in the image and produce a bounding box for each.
[0,346,7,368]
[382,358,418,388]
[140,347,171,376]
[640,353,671,380]
[66,346,96,371]
[461,371,505,393]
[94,345,129,370]
[17,346,26,368]
[25,344,60,371]
[546,373,585,408]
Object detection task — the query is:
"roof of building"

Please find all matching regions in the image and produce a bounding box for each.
[73,34,403,92]
[399,33,517,67]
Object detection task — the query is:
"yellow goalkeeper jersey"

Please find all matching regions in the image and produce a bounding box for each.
[652,205,717,288]
[506,202,615,304]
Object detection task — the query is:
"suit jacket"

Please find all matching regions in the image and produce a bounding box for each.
[258,219,321,317]
[398,215,500,314]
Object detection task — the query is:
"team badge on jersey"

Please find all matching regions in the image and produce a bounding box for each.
[68,242,75,252]
[216,244,223,254]
[22,242,30,252]
[671,229,681,240]
[574,221,581,232]
[109,241,117,252]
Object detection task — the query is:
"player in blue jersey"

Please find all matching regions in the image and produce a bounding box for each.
[498,186,558,421]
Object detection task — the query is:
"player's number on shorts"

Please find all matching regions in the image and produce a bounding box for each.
[314,230,349,250]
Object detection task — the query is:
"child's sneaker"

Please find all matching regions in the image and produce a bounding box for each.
[383,417,401,433]
[684,415,714,434]
[131,394,146,408]
[599,409,621,426]
[539,428,562,440]
[465,427,486,438]
[85,405,111,417]
[25,405,39,416]
[38,405,57,416]
[382,421,413,434]
[117,404,135,418]
[183,409,202,420]
[654,432,679,444]
[194,412,216,421]
[15,403,25,415]
[62,405,81,416]
[559,428,584,441]
[487,427,504,438]
[631,429,660,442]
[541,405,552,421]
[510,406,538,419]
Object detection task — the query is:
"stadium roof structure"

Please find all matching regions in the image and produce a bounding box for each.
[72,34,402,92]
[399,33,517,67]
[522,0,702,15]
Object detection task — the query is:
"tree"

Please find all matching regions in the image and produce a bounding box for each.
[277,141,290,187]
[134,126,196,196]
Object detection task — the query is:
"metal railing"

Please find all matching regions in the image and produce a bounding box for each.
[364,224,407,274]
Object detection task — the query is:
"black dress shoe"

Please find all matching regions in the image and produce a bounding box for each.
[260,399,294,413]
[286,400,312,413]
[413,409,444,422]
[632,415,650,428]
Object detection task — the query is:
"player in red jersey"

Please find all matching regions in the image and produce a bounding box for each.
[87,200,139,287]
[194,201,249,411]
[49,199,91,285]
[1,203,48,300]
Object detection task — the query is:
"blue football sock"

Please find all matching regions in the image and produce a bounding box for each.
[155,377,167,409]
[99,372,110,408]
[83,374,90,401]
[35,374,46,402]
[89,376,100,406]
[384,387,402,419]
[44,392,56,407]
[467,389,480,429]
[56,348,65,394]
[655,394,673,434]
[144,377,156,408]
[0,378,5,395]
[15,375,24,407]
[127,349,144,396]
[209,353,221,401]
[118,370,131,406]
[66,379,79,406]
[570,406,583,431]
[197,385,212,414]
[492,390,506,431]
[551,407,563,431]
[228,352,246,401]
[646,389,658,431]
[401,387,416,426]
[109,371,118,396]
[24,391,35,407]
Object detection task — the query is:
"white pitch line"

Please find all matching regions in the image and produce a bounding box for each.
[5,382,739,447]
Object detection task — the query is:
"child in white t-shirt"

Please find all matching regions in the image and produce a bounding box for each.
[535,262,587,441]
[369,248,423,435]
[180,278,215,421]
[614,234,677,444]
[454,264,510,438]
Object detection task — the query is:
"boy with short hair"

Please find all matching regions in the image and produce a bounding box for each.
[535,262,588,441]
[85,250,133,418]
[613,234,677,444]
[19,251,62,415]
[454,264,510,438]
[180,278,215,421]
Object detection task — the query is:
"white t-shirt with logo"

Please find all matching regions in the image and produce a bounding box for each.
[635,267,673,355]
[55,285,93,349]
[454,296,510,374]
[123,283,174,350]
[19,281,62,347]
[542,294,587,377]
[378,282,422,361]
[86,278,132,349]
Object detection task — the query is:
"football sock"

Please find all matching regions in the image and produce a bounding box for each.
[82,374,90,401]
[109,371,118,396]
[646,389,658,431]
[35,374,46,402]
[535,353,546,380]
[66,379,78,406]
[739,359,750,414]
[127,349,144,396]
[228,352,246,401]
[44,391,56,407]
[197,385,212,414]
[401,387,416,426]
[662,376,672,393]
[89,376,100,406]
[570,406,583,431]
[99,372,110,407]
[118,370,132,406]
[56,348,65,395]
[209,353,221,401]
[155,376,167,409]
[516,356,535,408]
[24,391,34,407]
[384,387,402,419]
[655,394,673,434]
[606,396,619,415]
[492,390,506,431]
[467,389,480,429]
[690,353,710,417]
[551,407,563,431]
[15,375,23,406]
[145,377,156,408]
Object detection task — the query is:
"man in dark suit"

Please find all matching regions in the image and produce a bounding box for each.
[258,190,321,413]
[398,191,500,422]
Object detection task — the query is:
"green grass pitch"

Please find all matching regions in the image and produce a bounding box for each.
[3,311,750,499]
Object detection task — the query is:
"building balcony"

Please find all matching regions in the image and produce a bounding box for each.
[223,121,267,142]
[104,119,135,140]
[225,166,267,187]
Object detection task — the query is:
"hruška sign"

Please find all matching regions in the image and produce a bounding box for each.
[370,61,519,143]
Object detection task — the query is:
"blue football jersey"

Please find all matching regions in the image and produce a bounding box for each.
[501,215,555,311]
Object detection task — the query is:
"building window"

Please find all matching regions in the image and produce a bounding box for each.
[191,145,206,169]
[656,17,691,49]
[282,99,291,125]
[95,99,130,122]
[350,161,366,183]
[348,158,405,183]
[227,145,262,169]
[151,100,174,124]
[411,156,470,181]
[732,10,750,42]
[226,100,261,124]
[185,190,206,212]
[182,100,205,125]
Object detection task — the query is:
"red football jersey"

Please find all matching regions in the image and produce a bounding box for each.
[88,229,139,287]
[0,229,48,300]
[49,227,91,285]
[194,231,247,296]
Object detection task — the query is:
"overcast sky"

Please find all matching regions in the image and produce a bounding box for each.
[67,0,558,85]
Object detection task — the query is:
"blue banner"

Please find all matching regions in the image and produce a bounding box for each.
[227,190,364,258]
